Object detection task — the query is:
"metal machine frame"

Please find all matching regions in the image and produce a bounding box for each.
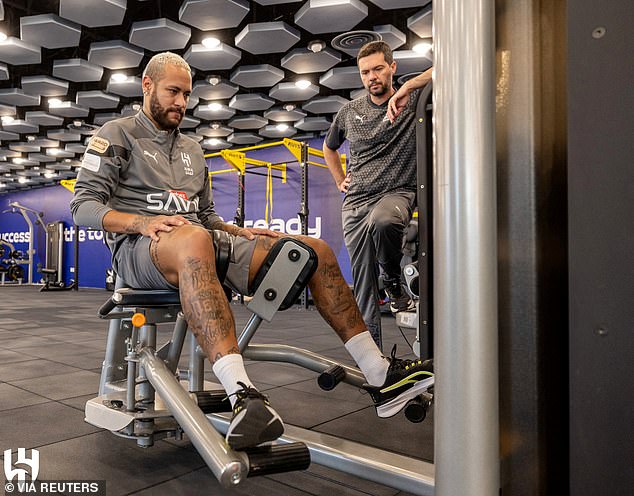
[85,238,435,494]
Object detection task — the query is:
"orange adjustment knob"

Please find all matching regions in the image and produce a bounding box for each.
[131,313,146,328]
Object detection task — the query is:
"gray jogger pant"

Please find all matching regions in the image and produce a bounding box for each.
[342,191,415,349]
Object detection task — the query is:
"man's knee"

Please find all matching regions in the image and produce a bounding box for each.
[164,225,215,263]
[298,236,333,260]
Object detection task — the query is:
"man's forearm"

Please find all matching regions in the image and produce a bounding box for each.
[102,210,152,234]
[209,220,242,236]
[401,67,433,94]
[323,145,345,186]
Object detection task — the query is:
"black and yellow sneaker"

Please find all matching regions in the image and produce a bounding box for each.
[364,345,434,418]
[225,382,284,450]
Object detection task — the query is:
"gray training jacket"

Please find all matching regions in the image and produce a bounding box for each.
[70,110,222,257]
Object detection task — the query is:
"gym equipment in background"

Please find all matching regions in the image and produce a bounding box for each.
[39,221,77,291]
[1,202,46,284]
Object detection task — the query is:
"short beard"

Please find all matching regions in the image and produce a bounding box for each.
[368,82,389,96]
[149,90,182,130]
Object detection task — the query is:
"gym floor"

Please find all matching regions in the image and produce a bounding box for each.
[0,286,433,496]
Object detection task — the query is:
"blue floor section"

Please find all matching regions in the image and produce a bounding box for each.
[0,286,433,495]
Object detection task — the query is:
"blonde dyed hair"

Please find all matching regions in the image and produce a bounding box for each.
[142,52,191,82]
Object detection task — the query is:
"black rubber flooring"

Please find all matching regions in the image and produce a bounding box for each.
[0,286,433,495]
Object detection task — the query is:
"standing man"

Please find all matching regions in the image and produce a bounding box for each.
[72,52,434,451]
[323,41,432,347]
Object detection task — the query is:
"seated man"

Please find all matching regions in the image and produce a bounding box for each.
[71,52,433,451]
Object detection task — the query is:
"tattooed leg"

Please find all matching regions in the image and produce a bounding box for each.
[150,225,239,364]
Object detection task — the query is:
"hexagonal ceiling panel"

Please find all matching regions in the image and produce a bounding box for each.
[184,43,242,71]
[230,65,285,88]
[281,48,341,74]
[264,106,307,122]
[88,41,145,70]
[197,124,233,138]
[76,91,120,109]
[129,18,191,51]
[192,79,239,100]
[319,67,363,90]
[3,120,39,134]
[294,116,331,131]
[59,0,127,28]
[368,0,431,9]
[0,37,41,66]
[194,103,236,121]
[229,94,275,112]
[179,0,250,31]
[21,77,69,97]
[48,102,90,118]
[228,132,263,145]
[201,138,230,150]
[254,0,302,4]
[235,22,300,55]
[259,124,297,139]
[269,82,320,102]
[229,115,268,130]
[25,112,64,127]
[53,59,104,82]
[393,50,433,75]
[0,89,40,107]
[373,25,406,50]
[302,95,350,114]
[20,14,82,49]
[408,5,433,38]
[295,0,368,35]
[106,77,143,98]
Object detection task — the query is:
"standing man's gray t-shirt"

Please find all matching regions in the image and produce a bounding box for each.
[325,88,421,210]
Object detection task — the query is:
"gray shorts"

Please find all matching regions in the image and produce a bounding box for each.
[112,232,256,294]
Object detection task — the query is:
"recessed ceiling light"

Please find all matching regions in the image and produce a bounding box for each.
[413,42,432,54]
[295,80,311,90]
[211,123,220,129]
[308,40,326,53]
[48,98,62,108]
[44,172,56,179]
[0,33,7,43]
[49,148,61,156]
[208,76,221,86]
[111,73,128,83]
[276,123,289,132]
[18,177,28,184]
[207,138,220,146]
[201,37,220,49]
[1,115,14,124]
[0,183,6,188]
[208,102,222,111]
[284,104,296,111]
[13,157,24,164]
[27,135,36,141]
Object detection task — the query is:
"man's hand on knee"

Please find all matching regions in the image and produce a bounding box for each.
[236,227,280,240]
[137,214,191,242]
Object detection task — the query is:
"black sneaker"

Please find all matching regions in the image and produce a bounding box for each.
[384,278,416,313]
[364,345,434,418]
[225,382,284,450]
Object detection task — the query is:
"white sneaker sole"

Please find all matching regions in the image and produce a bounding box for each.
[375,376,435,418]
